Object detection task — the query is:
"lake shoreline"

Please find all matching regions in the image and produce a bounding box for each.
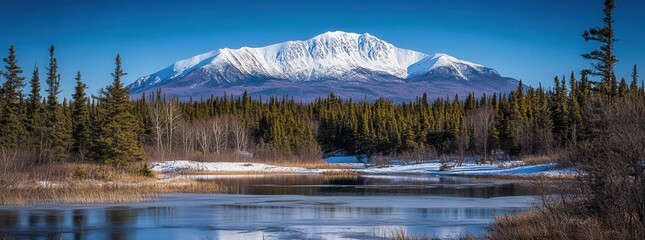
[152,160,576,180]
[1,160,570,205]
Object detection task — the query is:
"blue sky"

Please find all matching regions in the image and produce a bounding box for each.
[1,0,644,97]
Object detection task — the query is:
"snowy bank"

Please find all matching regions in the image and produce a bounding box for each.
[151,160,575,178]
[151,161,313,173]
[357,162,575,178]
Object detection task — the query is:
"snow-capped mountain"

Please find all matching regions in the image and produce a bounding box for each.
[128,31,519,101]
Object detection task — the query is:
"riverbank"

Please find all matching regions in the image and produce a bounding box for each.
[0,161,226,205]
[150,159,576,179]
[0,158,571,205]
[0,178,224,205]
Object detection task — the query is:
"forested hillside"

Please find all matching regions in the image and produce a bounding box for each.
[1,42,643,165]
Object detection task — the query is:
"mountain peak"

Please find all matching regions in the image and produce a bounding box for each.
[128,31,517,102]
[314,30,366,38]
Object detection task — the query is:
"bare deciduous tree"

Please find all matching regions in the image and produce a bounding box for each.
[466,107,495,162]
[148,101,165,150]
[178,122,193,155]
[211,116,228,154]
[230,117,249,153]
[194,121,211,154]
[565,95,645,233]
[456,121,469,166]
[164,98,181,154]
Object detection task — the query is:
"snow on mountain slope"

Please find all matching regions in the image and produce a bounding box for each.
[128,31,518,101]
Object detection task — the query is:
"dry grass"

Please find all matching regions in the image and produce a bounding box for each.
[489,198,645,240]
[463,173,577,181]
[0,178,224,205]
[1,185,152,205]
[390,227,436,240]
[273,161,336,169]
[386,227,475,240]
[0,151,224,205]
[0,233,12,240]
[320,169,360,176]
[520,153,559,165]
[488,208,609,240]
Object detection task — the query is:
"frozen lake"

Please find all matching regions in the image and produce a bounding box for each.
[0,175,540,239]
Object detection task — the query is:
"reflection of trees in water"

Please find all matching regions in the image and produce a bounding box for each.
[106,207,135,240]
[218,204,394,221]
[206,175,538,197]
[106,207,134,226]
[73,209,87,240]
[0,210,19,232]
[28,213,39,227]
[45,210,64,239]
[45,210,63,226]
[144,206,175,223]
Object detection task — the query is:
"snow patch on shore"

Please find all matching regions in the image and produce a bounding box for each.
[358,162,574,177]
[151,160,575,178]
[151,161,310,173]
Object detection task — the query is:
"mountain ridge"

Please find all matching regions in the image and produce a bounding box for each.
[128,31,519,101]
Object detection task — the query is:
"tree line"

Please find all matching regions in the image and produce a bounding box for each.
[0,46,142,167]
[0,16,643,166]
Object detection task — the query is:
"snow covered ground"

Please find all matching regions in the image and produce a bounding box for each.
[359,162,575,177]
[151,161,315,173]
[151,160,575,178]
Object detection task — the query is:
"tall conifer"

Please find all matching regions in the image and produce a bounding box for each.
[92,54,144,166]
[71,71,90,159]
[582,0,617,98]
[631,64,639,92]
[44,45,69,160]
[0,45,26,149]
[26,67,45,151]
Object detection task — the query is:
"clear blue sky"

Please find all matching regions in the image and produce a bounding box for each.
[1,0,644,98]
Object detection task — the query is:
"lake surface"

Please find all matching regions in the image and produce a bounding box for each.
[0,175,539,240]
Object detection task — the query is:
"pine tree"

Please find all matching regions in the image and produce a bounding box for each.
[44,45,69,161]
[618,77,628,97]
[551,76,570,146]
[535,84,554,152]
[578,72,591,105]
[0,45,27,149]
[568,90,582,146]
[92,54,144,166]
[71,71,90,159]
[26,67,45,151]
[631,64,639,92]
[582,0,617,98]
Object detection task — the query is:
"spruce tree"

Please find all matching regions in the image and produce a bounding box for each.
[92,54,144,166]
[618,77,628,97]
[582,0,617,98]
[568,90,582,145]
[0,45,27,149]
[44,45,69,160]
[26,67,41,126]
[551,76,570,146]
[26,67,45,151]
[631,64,639,92]
[71,71,90,159]
[578,72,591,105]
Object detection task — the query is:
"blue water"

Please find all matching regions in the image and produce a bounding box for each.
[0,175,538,240]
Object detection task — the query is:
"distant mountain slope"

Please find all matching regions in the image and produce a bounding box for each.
[128,31,518,101]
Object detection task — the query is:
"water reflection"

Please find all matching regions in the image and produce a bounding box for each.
[73,209,86,240]
[0,175,539,239]
[190,174,538,197]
